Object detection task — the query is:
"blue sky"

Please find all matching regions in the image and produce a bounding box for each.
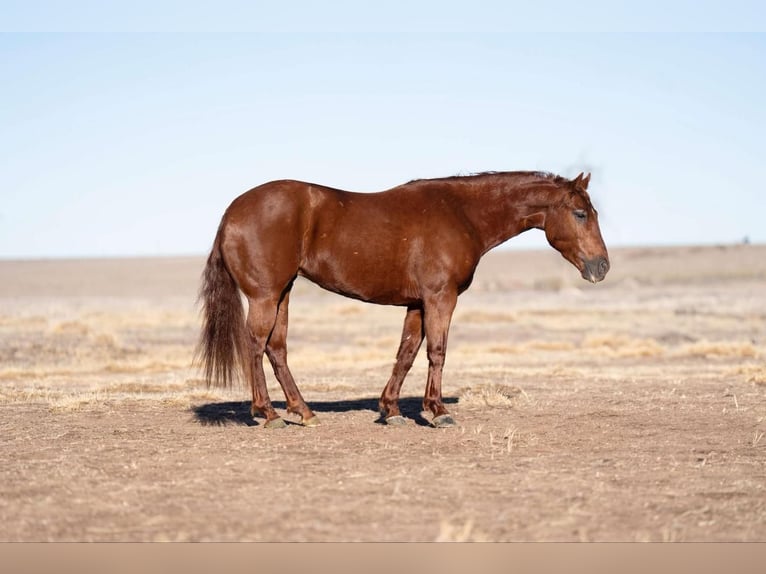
[1,10,765,258]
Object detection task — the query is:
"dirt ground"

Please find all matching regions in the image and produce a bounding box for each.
[1,244,765,541]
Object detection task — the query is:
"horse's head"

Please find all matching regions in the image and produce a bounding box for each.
[541,172,610,283]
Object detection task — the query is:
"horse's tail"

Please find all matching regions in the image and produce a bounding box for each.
[196,222,250,388]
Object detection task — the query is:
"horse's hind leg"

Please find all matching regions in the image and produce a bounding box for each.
[245,296,286,428]
[265,289,319,426]
[378,305,424,425]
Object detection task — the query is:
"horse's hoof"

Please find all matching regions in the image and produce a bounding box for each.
[385,415,408,426]
[432,414,457,428]
[264,417,287,429]
[302,415,321,427]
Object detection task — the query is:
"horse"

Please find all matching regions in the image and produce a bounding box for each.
[197,170,609,428]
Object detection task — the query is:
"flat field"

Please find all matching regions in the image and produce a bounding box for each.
[1,244,765,541]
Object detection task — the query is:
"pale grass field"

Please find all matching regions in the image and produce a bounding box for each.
[1,244,765,541]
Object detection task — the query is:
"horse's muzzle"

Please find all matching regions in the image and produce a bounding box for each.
[582,256,610,283]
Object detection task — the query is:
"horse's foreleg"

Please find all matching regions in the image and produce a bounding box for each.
[378,305,424,425]
[246,297,286,428]
[265,290,319,426]
[422,290,458,428]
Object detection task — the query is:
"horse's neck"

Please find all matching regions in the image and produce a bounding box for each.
[455,180,559,254]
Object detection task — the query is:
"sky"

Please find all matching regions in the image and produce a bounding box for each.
[1,5,765,258]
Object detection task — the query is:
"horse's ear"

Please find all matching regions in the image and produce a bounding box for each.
[522,212,546,230]
[573,172,590,192]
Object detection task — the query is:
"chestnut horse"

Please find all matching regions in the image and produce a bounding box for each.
[197,171,609,428]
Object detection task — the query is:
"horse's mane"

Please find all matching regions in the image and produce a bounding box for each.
[406,171,569,187]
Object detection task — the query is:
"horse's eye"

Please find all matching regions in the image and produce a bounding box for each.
[574,209,587,221]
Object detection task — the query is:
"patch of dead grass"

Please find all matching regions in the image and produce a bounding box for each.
[0,375,235,411]
[676,341,759,359]
[334,304,366,316]
[479,339,576,355]
[0,357,191,381]
[50,320,90,336]
[102,360,190,374]
[582,334,665,358]
[104,381,186,394]
[484,344,521,355]
[523,340,576,352]
[0,368,51,381]
[47,388,237,412]
[49,391,110,412]
[456,310,517,324]
[0,387,61,404]
[0,314,48,328]
[435,519,489,542]
[730,364,766,386]
[459,384,524,408]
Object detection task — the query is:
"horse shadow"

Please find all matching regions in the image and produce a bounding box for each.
[191,396,458,427]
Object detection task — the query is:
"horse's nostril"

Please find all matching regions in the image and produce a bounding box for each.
[599,258,610,276]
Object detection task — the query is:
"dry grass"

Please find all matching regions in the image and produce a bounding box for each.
[459,384,524,408]
[582,333,665,357]
[730,364,766,386]
[0,357,239,412]
[524,340,577,352]
[435,519,489,542]
[676,340,759,359]
[455,310,517,324]
[461,339,575,356]
[50,320,91,336]
[46,386,237,412]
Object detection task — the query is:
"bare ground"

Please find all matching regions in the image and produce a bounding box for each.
[1,245,765,541]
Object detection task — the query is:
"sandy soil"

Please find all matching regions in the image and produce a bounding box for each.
[1,244,765,541]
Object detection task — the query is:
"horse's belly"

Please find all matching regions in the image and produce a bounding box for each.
[299,252,419,306]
